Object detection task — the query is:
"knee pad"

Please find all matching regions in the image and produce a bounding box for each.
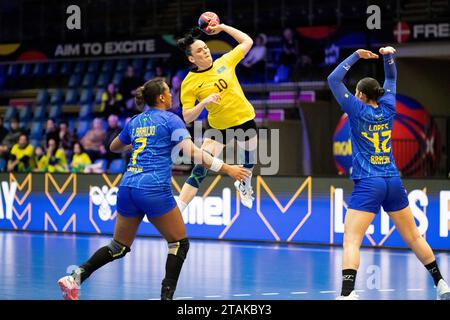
[186,165,208,188]
[107,239,131,260]
[168,238,190,261]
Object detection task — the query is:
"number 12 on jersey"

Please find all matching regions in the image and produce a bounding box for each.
[361,130,392,153]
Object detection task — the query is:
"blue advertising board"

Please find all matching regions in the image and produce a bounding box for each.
[0,173,448,250]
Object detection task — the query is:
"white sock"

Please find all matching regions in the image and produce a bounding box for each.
[176,198,188,213]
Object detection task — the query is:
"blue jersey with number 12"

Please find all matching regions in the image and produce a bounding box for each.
[118,108,191,190]
[328,52,399,179]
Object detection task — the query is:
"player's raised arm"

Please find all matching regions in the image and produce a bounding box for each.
[327,49,378,114]
[209,24,253,56]
[379,46,397,94]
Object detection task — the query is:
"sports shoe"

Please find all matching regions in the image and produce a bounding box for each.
[161,285,176,300]
[437,279,450,300]
[336,291,359,300]
[58,275,80,300]
[234,180,254,209]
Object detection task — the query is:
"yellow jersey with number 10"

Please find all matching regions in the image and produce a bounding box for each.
[180,44,255,130]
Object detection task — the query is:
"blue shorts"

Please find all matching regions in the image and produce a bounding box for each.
[348,176,409,214]
[117,186,177,219]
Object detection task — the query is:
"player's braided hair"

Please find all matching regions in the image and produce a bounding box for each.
[176,27,202,56]
[357,77,386,101]
[135,78,166,111]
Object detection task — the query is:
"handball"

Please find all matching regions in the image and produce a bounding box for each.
[198,12,220,34]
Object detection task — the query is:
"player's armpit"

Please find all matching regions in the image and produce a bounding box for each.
[110,136,131,153]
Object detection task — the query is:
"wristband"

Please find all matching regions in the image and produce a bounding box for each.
[210,157,224,172]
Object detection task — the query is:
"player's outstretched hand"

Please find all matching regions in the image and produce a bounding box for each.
[356,49,379,59]
[379,46,397,55]
[202,93,221,106]
[225,165,251,182]
[208,24,225,35]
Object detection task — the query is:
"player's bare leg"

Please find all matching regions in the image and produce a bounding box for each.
[58,214,142,300]
[389,206,450,300]
[151,206,189,300]
[234,134,257,208]
[177,138,224,212]
[337,209,375,300]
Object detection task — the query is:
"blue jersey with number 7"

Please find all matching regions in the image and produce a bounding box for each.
[327,52,399,179]
[118,108,191,190]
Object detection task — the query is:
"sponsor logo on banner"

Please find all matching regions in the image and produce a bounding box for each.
[0,181,17,220]
[142,189,232,225]
[180,188,231,226]
[331,187,450,245]
[393,21,450,43]
[89,186,118,221]
[54,39,156,57]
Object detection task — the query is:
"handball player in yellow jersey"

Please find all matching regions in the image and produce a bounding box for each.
[176,24,257,210]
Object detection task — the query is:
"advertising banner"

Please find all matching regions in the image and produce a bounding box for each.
[0,36,177,62]
[0,173,448,250]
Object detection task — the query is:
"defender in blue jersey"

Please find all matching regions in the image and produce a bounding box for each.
[58,79,250,300]
[328,47,450,300]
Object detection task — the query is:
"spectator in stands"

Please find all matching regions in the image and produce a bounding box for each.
[80,118,106,161]
[58,120,75,152]
[100,83,124,118]
[276,28,300,82]
[119,65,143,117]
[121,116,132,165]
[45,118,59,145]
[33,145,47,172]
[45,138,68,172]
[168,75,182,116]
[7,133,34,172]
[240,33,267,82]
[0,117,23,160]
[280,28,299,67]
[103,114,122,166]
[70,142,92,173]
[278,27,312,81]
[0,116,8,143]
[154,64,169,83]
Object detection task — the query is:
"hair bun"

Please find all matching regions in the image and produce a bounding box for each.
[378,87,386,96]
[135,86,145,110]
[176,27,202,53]
[190,26,202,38]
[176,37,188,51]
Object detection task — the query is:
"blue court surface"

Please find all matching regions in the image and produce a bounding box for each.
[0,231,448,300]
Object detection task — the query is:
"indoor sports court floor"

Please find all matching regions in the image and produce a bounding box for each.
[0,231,448,300]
